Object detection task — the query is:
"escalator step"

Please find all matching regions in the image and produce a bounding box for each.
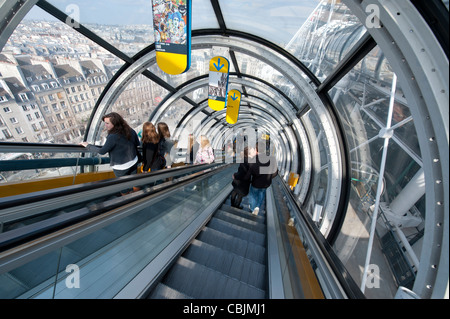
[222,202,266,215]
[215,209,266,234]
[219,204,266,223]
[207,218,265,246]
[149,283,194,299]
[197,227,265,264]
[162,257,265,299]
[183,239,266,290]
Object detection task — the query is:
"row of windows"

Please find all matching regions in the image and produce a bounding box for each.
[3,104,39,113]
[9,113,42,123]
[31,82,59,92]
[3,80,103,106]
[0,93,29,103]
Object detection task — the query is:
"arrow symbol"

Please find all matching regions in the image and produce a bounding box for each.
[231,93,238,101]
[214,58,225,71]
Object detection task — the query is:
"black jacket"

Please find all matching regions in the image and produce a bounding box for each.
[142,141,165,171]
[87,130,140,166]
[248,154,278,189]
[232,160,251,195]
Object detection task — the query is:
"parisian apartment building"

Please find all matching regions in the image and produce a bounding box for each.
[0,52,110,144]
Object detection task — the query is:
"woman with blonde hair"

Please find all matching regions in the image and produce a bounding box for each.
[141,122,165,172]
[194,135,215,164]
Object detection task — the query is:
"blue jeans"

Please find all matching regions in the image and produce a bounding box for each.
[249,186,266,211]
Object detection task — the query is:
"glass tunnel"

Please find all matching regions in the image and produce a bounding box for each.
[0,0,448,299]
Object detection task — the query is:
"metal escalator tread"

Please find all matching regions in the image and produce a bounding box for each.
[214,209,266,233]
[197,227,266,264]
[148,193,268,300]
[183,239,266,290]
[207,217,265,246]
[219,204,266,223]
[161,257,265,299]
[150,282,194,299]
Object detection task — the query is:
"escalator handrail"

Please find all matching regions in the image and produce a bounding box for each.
[275,176,366,299]
[0,162,221,210]
[0,164,231,255]
[0,141,86,154]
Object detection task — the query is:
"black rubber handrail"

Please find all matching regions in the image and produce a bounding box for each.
[0,162,220,210]
[0,164,231,252]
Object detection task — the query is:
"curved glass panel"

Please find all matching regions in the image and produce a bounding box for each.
[331,45,424,297]
[285,1,365,79]
[192,0,220,30]
[1,6,125,146]
[218,0,318,48]
[46,0,154,57]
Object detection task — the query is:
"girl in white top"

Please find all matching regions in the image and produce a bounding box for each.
[194,135,215,164]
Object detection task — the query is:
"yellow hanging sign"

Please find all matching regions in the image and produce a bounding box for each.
[208,56,230,111]
[226,90,241,124]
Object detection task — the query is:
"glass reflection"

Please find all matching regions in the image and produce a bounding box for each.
[330,44,423,297]
[285,0,365,80]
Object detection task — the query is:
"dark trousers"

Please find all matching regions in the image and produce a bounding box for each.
[231,190,244,208]
[113,162,138,177]
[113,162,138,194]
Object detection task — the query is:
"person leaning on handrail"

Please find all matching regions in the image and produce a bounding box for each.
[80,112,140,178]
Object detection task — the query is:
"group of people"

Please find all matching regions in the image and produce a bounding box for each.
[79,112,277,212]
[230,141,278,216]
[79,112,215,181]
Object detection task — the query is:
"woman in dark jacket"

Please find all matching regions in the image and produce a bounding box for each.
[141,122,165,172]
[247,141,278,215]
[80,112,140,177]
[157,122,175,168]
[230,147,251,208]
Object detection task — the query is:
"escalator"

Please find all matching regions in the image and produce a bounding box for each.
[0,164,241,298]
[149,197,267,299]
[0,163,364,299]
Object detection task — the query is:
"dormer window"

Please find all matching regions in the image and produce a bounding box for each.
[42,83,49,90]
[19,93,29,102]
[51,82,58,88]
[0,96,7,103]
